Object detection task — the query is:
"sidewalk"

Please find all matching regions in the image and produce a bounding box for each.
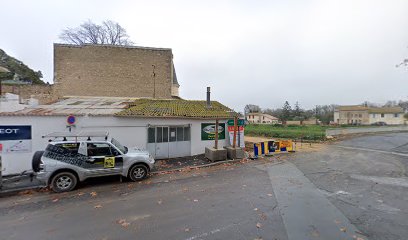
[0,173,44,196]
[153,154,213,172]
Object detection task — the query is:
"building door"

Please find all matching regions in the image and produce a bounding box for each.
[147,126,191,159]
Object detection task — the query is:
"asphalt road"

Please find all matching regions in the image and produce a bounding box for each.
[291,132,408,240]
[0,161,288,240]
[0,132,407,240]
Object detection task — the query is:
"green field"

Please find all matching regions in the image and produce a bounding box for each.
[245,124,330,140]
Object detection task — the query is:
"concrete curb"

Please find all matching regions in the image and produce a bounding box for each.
[0,185,46,198]
[151,158,247,175]
[151,155,288,175]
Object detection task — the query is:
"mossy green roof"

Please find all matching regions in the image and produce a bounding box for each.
[116,99,239,119]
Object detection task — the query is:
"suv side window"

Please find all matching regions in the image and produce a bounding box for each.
[87,143,113,157]
[55,143,80,154]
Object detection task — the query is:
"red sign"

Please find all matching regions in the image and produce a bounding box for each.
[67,115,76,125]
[227,126,244,131]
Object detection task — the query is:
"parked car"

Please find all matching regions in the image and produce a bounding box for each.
[32,132,155,193]
[371,121,387,126]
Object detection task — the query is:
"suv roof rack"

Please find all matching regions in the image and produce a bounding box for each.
[43,131,109,141]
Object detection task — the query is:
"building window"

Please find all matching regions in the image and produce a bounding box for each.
[372,114,376,118]
[148,128,155,143]
[395,113,399,118]
[151,126,190,143]
[184,127,191,141]
[359,114,362,118]
[176,127,184,141]
[381,113,384,118]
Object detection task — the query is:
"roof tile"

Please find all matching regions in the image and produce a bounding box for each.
[116,99,239,119]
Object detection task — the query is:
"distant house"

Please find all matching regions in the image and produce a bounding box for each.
[246,112,279,124]
[334,105,405,125]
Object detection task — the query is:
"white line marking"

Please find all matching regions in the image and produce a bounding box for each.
[336,145,408,157]
[350,174,408,188]
[184,223,236,240]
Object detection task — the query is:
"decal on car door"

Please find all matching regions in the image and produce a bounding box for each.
[104,157,115,168]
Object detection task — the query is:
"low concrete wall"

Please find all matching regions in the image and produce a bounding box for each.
[326,126,408,136]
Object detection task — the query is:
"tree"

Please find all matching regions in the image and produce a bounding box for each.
[293,101,304,119]
[315,104,337,124]
[281,101,292,122]
[398,100,408,112]
[59,20,134,46]
[244,104,261,115]
[397,58,408,67]
[383,100,398,107]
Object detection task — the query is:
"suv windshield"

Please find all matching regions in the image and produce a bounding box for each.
[111,138,128,154]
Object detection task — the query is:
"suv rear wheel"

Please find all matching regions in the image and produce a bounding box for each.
[128,164,149,181]
[51,172,78,193]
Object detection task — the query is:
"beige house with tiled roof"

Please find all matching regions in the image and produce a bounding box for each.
[334,105,405,125]
[246,113,279,124]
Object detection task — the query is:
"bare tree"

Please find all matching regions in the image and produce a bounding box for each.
[397,58,408,67]
[244,104,261,115]
[59,20,134,45]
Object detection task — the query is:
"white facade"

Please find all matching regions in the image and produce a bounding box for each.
[0,93,38,112]
[368,113,405,125]
[246,113,279,124]
[0,115,230,175]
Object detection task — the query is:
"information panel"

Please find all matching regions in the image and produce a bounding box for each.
[0,125,32,153]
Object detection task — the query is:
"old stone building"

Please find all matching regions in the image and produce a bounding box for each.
[53,44,180,99]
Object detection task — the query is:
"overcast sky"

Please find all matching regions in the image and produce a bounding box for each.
[1,0,408,112]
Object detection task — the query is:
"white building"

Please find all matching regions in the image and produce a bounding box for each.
[334,105,405,125]
[0,93,38,112]
[0,97,238,175]
[246,112,279,124]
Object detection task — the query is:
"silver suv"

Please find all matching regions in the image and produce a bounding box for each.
[33,132,155,193]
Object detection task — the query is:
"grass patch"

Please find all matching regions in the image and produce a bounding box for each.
[245,124,330,140]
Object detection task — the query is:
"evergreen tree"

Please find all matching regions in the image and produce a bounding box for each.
[281,101,292,122]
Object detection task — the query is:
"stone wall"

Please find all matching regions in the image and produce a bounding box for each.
[53,44,175,99]
[326,125,408,136]
[1,84,55,104]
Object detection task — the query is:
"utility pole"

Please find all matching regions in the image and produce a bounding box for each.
[214,119,219,149]
[232,117,237,148]
[152,64,156,98]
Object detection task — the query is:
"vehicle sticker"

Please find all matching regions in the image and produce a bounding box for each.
[62,143,78,148]
[43,144,91,168]
[104,157,115,168]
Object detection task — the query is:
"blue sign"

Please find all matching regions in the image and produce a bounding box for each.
[67,115,76,125]
[0,125,32,141]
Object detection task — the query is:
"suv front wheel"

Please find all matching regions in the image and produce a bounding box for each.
[51,172,78,193]
[128,165,149,181]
